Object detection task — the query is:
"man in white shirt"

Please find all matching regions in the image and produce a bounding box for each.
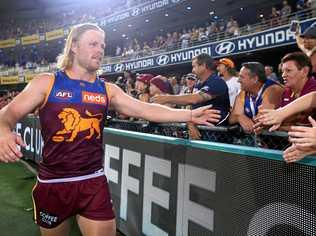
[217,58,241,108]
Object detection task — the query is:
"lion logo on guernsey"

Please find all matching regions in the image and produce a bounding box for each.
[52,108,103,142]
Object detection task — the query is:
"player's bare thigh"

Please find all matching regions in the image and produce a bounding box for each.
[77,214,116,236]
[39,219,71,236]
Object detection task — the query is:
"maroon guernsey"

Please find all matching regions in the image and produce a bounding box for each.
[280,77,316,125]
[38,71,109,180]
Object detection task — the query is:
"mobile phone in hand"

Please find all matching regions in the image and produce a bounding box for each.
[289,20,300,33]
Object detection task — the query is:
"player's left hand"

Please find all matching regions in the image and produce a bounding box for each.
[191,105,221,126]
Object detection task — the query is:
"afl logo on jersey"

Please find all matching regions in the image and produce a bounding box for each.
[82,91,107,105]
[55,90,73,99]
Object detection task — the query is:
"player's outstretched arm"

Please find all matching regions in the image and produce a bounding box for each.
[108,83,221,125]
[0,73,53,163]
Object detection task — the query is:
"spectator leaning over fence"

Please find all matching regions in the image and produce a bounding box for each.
[217,58,240,109]
[0,23,222,236]
[255,52,316,131]
[229,62,283,133]
[149,75,174,105]
[151,53,230,139]
[135,73,153,103]
[257,85,316,163]
[274,52,316,129]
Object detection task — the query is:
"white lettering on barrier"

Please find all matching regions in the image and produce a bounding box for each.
[104,144,216,235]
[104,144,314,235]
[176,164,216,235]
[107,12,130,24]
[15,122,43,158]
[170,47,212,63]
[265,33,275,45]
[35,128,43,155]
[238,29,295,51]
[141,0,169,13]
[125,59,154,70]
[120,149,141,220]
[275,30,285,43]
[16,123,22,151]
[102,65,112,73]
[143,155,171,236]
[23,127,32,151]
[104,144,119,184]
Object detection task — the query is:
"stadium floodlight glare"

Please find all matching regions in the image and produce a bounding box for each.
[113,28,117,32]
[209,11,214,15]
[260,14,264,18]
[128,24,132,27]
[240,7,243,11]
[122,34,126,37]
[145,19,149,22]
[165,13,169,17]
[186,6,192,10]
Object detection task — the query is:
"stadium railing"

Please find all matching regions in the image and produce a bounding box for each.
[107,118,290,151]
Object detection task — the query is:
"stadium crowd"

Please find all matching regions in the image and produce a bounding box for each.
[0,0,315,67]
[115,0,313,59]
[0,0,152,40]
[0,0,315,162]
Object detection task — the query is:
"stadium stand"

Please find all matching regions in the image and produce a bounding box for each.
[1,0,316,235]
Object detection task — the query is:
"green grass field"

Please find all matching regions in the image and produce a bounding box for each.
[0,162,123,236]
[0,162,83,236]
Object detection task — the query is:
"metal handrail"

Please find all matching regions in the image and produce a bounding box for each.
[108,118,290,150]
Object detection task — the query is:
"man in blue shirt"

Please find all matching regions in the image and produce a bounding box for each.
[151,53,230,138]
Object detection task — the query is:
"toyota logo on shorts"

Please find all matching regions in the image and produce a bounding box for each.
[114,64,125,72]
[156,55,170,66]
[215,41,235,55]
[131,8,140,17]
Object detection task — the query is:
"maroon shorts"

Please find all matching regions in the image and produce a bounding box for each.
[32,175,115,228]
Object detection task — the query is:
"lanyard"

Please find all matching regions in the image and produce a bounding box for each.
[249,84,265,118]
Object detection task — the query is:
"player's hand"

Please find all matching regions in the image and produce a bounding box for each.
[0,132,25,163]
[191,105,221,126]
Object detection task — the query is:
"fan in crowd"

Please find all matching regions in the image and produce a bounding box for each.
[151,53,230,139]
[149,75,174,107]
[229,62,284,133]
[135,73,153,103]
[255,51,316,129]
[217,58,240,109]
